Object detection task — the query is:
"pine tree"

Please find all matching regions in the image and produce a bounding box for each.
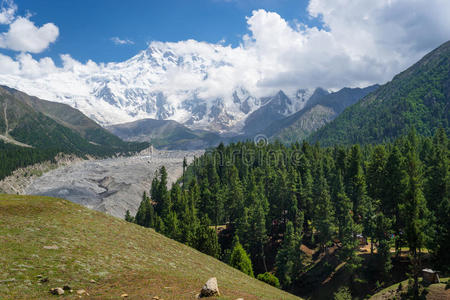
[124,209,134,223]
[236,207,251,249]
[338,189,362,276]
[384,146,407,254]
[375,213,393,280]
[425,129,448,211]
[207,159,221,226]
[198,178,213,220]
[154,214,165,233]
[153,166,170,217]
[135,192,154,227]
[275,221,302,288]
[401,149,430,297]
[287,170,302,231]
[367,145,387,202]
[145,198,155,228]
[313,169,335,253]
[230,236,254,277]
[193,217,220,258]
[334,173,347,240]
[248,193,269,273]
[433,192,450,272]
[346,145,368,222]
[334,147,348,179]
[151,172,160,212]
[298,156,314,238]
[177,186,197,245]
[227,166,245,224]
[182,156,187,189]
[425,129,450,270]
[164,211,181,240]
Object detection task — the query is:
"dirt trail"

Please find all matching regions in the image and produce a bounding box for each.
[3,102,8,134]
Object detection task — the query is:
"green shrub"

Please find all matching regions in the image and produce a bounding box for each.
[375,280,382,291]
[257,272,280,288]
[230,238,254,277]
[334,286,352,300]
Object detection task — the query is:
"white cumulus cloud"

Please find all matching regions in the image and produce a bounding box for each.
[0,0,16,24]
[0,0,59,53]
[0,17,59,53]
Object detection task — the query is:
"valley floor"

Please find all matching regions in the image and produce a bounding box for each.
[22,149,202,218]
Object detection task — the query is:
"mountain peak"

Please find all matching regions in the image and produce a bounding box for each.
[0,42,314,134]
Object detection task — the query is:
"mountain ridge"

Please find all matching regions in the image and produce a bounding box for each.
[267,85,380,143]
[309,40,450,146]
[107,118,221,150]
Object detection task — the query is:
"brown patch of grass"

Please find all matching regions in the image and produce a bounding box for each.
[426,283,450,300]
[299,244,314,257]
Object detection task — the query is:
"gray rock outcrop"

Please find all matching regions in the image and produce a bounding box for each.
[199,277,220,298]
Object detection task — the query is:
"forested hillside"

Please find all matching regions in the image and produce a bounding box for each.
[309,41,450,146]
[129,129,449,298]
[0,86,148,180]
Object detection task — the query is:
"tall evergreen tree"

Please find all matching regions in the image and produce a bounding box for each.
[227,166,245,224]
[346,145,368,222]
[135,192,154,228]
[375,213,393,280]
[313,169,335,252]
[337,187,362,276]
[248,193,270,273]
[275,221,302,288]
[193,217,220,258]
[152,166,170,217]
[334,173,348,240]
[428,131,450,271]
[182,156,187,189]
[164,211,181,240]
[384,146,407,253]
[401,149,430,297]
[367,146,387,202]
[299,156,314,238]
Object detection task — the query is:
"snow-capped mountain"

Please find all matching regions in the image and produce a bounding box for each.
[0,43,315,133]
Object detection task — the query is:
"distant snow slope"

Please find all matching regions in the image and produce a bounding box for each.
[0,42,314,133]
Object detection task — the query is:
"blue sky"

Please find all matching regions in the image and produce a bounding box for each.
[0,0,449,96]
[8,0,318,64]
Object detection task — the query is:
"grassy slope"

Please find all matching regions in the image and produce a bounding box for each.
[0,195,300,300]
[369,277,450,300]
